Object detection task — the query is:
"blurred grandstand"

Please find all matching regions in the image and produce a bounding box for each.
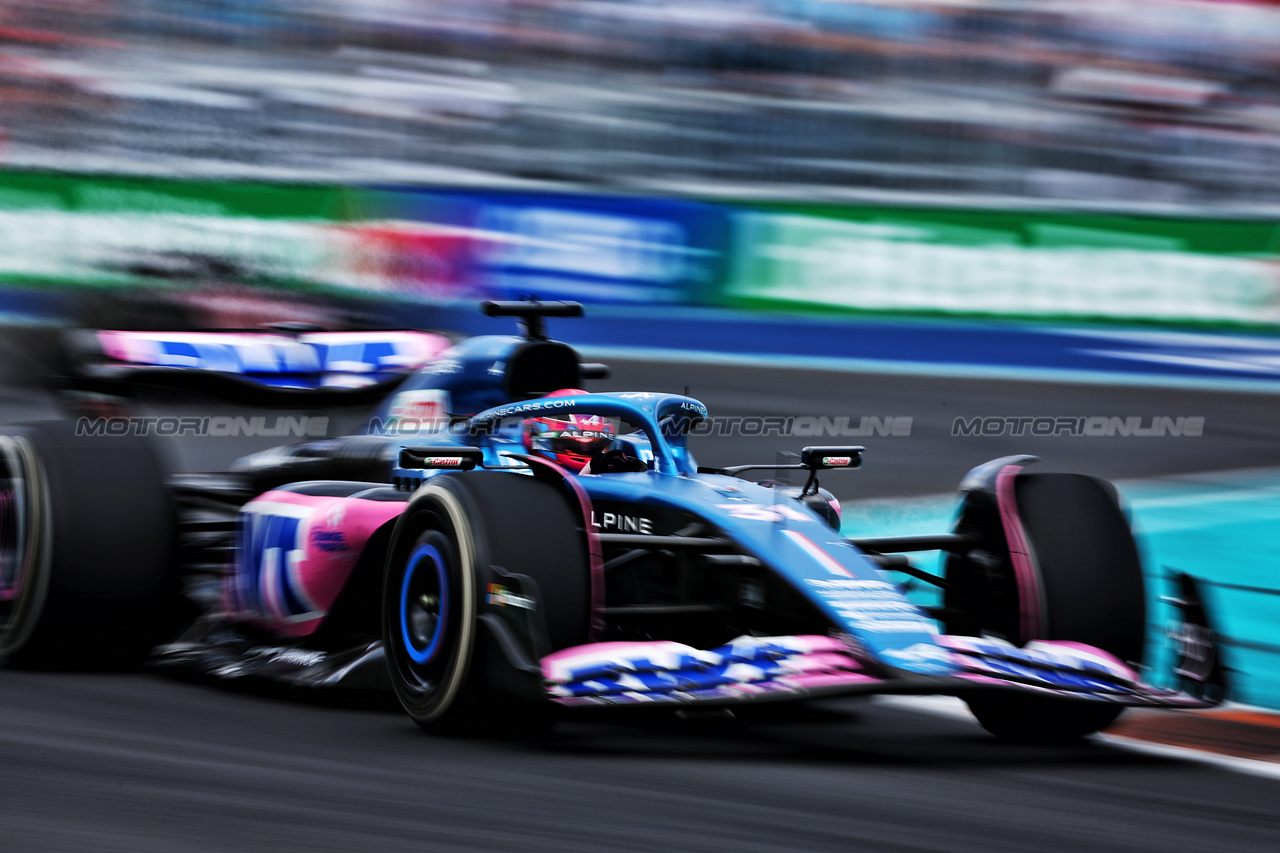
[2,0,1280,212]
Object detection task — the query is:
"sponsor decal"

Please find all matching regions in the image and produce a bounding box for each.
[716,503,811,523]
[591,512,654,534]
[388,389,451,425]
[803,578,939,634]
[429,358,462,375]
[252,647,327,668]
[480,398,581,421]
[544,429,611,440]
[487,583,536,610]
[882,643,954,668]
[822,456,852,467]
[310,529,348,552]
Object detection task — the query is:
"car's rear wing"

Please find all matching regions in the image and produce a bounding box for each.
[63,328,453,404]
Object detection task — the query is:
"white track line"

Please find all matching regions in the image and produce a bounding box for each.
[875,695,1280,780]
[1096,735,1280,781]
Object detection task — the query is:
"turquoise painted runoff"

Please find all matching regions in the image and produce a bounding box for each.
[841,469,1280,710]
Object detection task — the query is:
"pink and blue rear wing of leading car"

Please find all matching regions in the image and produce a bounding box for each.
[94,330,451,389]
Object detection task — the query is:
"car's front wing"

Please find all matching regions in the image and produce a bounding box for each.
[542,634,1218,710]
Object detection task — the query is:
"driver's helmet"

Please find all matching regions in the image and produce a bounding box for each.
[523,388,619,473]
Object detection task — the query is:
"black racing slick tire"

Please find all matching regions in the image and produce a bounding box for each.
[382,471,591,734]
[946,472,1146,745]
[0,421,176,668]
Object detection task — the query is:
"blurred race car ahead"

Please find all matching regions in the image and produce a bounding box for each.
[0,301,1226,745]
[61,324,454,404]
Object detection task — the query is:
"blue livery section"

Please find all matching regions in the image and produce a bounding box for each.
[577,469,956,675]
[235,501,316,621]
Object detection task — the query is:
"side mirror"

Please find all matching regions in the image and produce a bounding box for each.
[800,446,864,470]
[712,446,865,495]
[398,446,483,471]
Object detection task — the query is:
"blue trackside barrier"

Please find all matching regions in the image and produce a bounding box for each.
[0,288,72,326]
[381,302,1280,391]
[359,187,731,307]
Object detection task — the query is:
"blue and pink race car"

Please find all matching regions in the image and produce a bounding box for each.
[0,301,1224,744]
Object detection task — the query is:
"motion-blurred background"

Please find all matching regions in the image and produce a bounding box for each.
[6,0,1280,206]
[7,6,1280,837]
[2,0,1280,329]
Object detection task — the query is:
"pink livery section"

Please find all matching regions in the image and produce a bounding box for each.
[542,635,876,706]
[227,488,408,637]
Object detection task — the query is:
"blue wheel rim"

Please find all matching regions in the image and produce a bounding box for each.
[400,542,449,666]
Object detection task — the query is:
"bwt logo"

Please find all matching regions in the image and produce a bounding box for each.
[952,416,1204,438]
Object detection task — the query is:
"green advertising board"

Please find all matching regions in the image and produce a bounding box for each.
[0,172,352,219]
[4,170,1280,327]
[722,203,1280,325]
[0,172,356,292]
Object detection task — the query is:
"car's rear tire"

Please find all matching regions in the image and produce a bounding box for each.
[946,471,1146,744]
[382,471,591,734]
[0,421,176,668]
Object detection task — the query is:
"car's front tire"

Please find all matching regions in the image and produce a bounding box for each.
[946,471,1146,744]
[383,470,592,734]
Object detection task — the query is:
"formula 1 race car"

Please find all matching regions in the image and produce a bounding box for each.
[0,301,1226,744]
